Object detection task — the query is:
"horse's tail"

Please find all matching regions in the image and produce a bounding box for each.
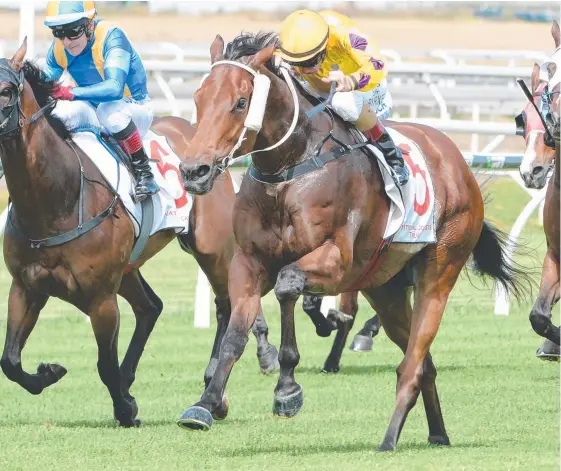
[471,220,534,304]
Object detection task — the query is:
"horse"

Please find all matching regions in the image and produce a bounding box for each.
[527,21,561,359]
[0,39,279,427]
[517,63,556,189]
[176,32,530,451]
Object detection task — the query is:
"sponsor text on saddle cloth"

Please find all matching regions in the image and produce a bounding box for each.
[373,128,436,243]
[72,129,193,237]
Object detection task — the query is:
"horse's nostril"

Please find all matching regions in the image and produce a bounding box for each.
[194,164,210,179]
[532,166,544,176]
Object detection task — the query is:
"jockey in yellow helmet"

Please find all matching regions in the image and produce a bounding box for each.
[43,0,159,203]
[278,10,408,186]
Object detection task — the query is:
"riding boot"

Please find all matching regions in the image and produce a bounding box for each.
[363,121,409,186]
[114,122,160,203]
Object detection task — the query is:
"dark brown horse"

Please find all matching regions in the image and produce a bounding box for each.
[528,21,561,358]
[0,39,278,427]
[177,32,529,451]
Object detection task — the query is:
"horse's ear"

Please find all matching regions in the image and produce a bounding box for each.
[248,44,275,70]
[10,36,27,72]
[531,63,540,92]
[210,35,224,64]
[547,62,557,81]
[552,20,560,49]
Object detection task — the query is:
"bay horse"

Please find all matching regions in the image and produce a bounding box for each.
[0,39,278,427]
[517,63,556,189]
[177,32,530,451]
[527,21,561,359]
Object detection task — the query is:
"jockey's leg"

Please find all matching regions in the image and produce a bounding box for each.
[331,83,409,186]
[97,100,159,203]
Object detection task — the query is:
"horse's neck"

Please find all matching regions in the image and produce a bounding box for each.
[3,119,80,229]
[251,71,333,174]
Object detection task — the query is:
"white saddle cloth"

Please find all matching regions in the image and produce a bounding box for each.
[72,129,194,237]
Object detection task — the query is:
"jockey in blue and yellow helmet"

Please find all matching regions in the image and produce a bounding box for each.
[43,0,159,203]
[278,10,408,186]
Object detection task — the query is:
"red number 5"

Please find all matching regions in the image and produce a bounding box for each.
[150,140,188,209]
[401,143,430,216]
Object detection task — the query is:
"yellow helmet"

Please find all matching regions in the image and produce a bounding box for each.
[45,1,96,27]
[278,10,329,63]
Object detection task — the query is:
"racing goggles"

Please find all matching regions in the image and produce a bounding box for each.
[292,50,326,69]
[51,22,87,40]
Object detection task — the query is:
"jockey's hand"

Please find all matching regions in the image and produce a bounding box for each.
[321,70,356,92]
[53,85,74,101]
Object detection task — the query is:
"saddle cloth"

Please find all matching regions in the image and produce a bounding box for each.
[71,129,193,237]
[370,128,436,243]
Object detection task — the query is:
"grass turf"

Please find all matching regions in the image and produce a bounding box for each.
[0,179,558,471]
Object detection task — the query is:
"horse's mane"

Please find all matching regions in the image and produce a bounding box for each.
[22,60,71,140]
[224,31,279,72]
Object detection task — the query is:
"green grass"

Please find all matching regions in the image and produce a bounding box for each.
[0,179,558,471]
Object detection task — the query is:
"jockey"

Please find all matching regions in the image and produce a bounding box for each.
[42,1,159,203]
[277,10,409,186]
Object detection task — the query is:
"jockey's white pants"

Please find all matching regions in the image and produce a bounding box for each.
[328,79,393,122]
[52,98,153,137]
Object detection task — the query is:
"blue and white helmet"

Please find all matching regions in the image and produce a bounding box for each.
[44,1,96,28]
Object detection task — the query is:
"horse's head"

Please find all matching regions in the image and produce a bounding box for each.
[179,34,279,195]
[518,63,556,189]
[0,38,27,140]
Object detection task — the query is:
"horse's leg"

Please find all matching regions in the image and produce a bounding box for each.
[530,246,560,350]
[252,310,280,374]
[302,295,337,337]
[272,264,304,417]
[177,252,267,430]
[322,291,360,373]
[349,314,382,352]
[369,248,459,451]
[89,297,138,427]
[117,269,164,417]
[1,281,66,394]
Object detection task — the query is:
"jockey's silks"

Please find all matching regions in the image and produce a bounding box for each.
[43,19,149,107]
[295,11,388,94]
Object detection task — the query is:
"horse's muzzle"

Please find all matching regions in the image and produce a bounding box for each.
[520,165,550,190]
[180,161,217,195]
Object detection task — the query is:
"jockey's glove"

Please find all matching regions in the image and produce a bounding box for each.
[321,70,356,92]
[53,85,75,101]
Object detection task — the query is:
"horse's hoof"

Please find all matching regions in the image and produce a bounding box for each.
[273,386,303,418]
[349,334,373,352]
[177,406,213,431]
[37,362,68,384]
[212,395,229,421]
[321,360,340,373]
[376,441,396,452]
[259,344,280,374]
[326,309,353,327]
[428,434,450,446]
[120,418,141,428]
[536,340,560,361]
[127,396,139,419]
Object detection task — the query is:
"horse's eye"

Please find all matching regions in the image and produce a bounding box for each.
[0,89,10,97]
[236,97,247,111]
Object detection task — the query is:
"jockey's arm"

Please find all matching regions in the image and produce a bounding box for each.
[339,32,385,92]
[72,29,131,103]
[42,41,63,82]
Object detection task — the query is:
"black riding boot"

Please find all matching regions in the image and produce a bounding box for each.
[130,147,160,203]
[365,122,409,186]
[114,122,160,203]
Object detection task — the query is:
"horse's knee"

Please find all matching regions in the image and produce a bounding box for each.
[275,264,306,302]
